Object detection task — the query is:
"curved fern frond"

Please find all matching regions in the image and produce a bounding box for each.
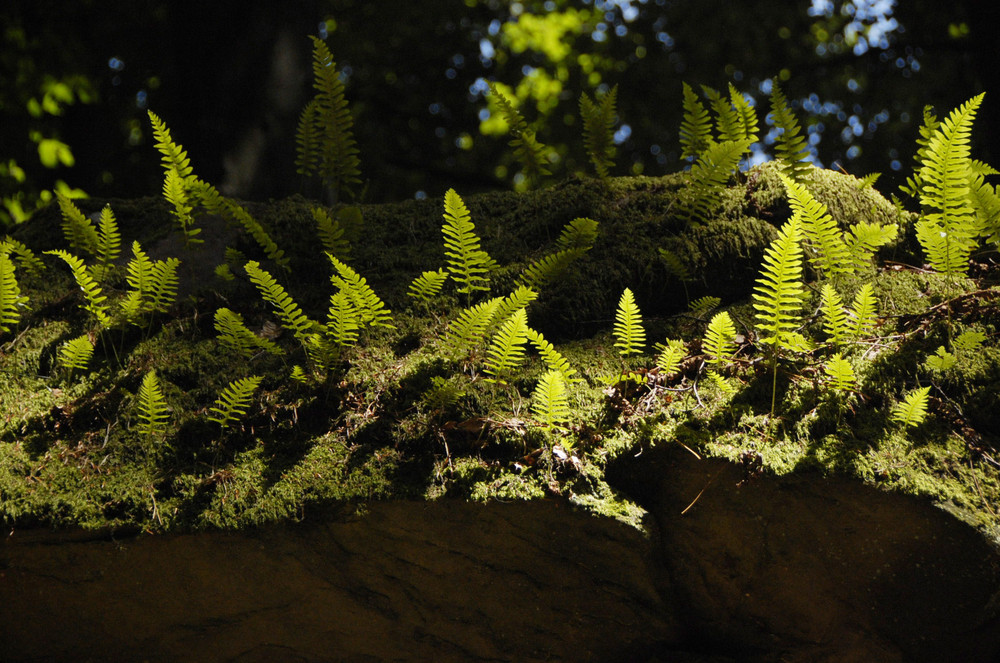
[556,217,599,250]
[244,260,318,342]
[752,216,805,350]
[136,370,169,438]
[780,175,851,277]
[295,98,322,177]
[845,220,898,269]
[681,138,753,222]
[1,236,44,275]
[531,369,571,430]
[703,85,743,144]
[487,81,551,187]
[308,36,361,199]
[214,307,282,357]
[768,81,812,183]
[328,253,393,329]
[703,311,737,366]
[891,386,930,428]
[0,252,28,334]
[493,285,539,327]
[208,376,263,428]
[163,167,200,244]
[442,188,494,295]
[148,257,180,314]
[689,296,721,315]
[407,269,449,303]
[45,249,110,327]
[484,307,530,382]
[55,191,99,256]
[613,288,645,357]
[580,85,617,178]
[655,338,687,375]
[90,205,122,283]
[311,206,352,261]
[729,83,759,144]
[526,327,579,383]
[819,284,849,345]
[57,334,94,373]
[148,110,193,179]
[900,106,941,199]
[326,290,361,348]
[217,195,289,270]
[679,82,714,159]
[824,352,856,392]
[443,296,503,357]
[848,282,878,338]
[519,247,588,290]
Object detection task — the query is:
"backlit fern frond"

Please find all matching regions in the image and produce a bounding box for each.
[580,85,617,178]
[136,370,169,438]
[326,289,361,349]
[1,236,44,275]
[307,36,361,199]
[328,254,393,329]
[729,83,759,144]
[967,169,1000,246]
[148,110,193,179]
[848,282,878,338]
[244,260,318,343]
[556,217,599,250]
[56,191,99,256]
[407,269,449,303]
[208,376,263,428]
[752,216,805,351]
[487,81,551,187]
[824,352,856,392]
[613,288,645,357]
[91,205,122,283]
[769,81,812,183]
[679,82,713,159]
[519,247,588,290]
[442,188,494,295]
[680,138,753,222]
[493,285,539,328]
[689,296,721,316]
[295,98,322,177]
[526,327,579,383]
[311,206,352,261]
[45,249,110,328]
[780,174,851,277]
[845,220,898,270]
[891,386,930,428]
[162,167,200,244]
[57,334,94,373]
[0,251,28,334]
[819,284,849,345]
[443,296,504,357]
[703,85,743,144]
[214,307,282,358]
[531,369,571,430]
[120,241,180,322]
[900,106,940,199]
[703,311,737,366]
[484,307,530,382]
[148,256,180,315]
[215,194,289,271]
[655,338,687,375]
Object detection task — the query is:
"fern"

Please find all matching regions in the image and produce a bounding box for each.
[702,85,744,143]
[925,346,957,373]
[769,81,812,183]
[955,329,987,353]
[443,296,504,357]
[531,369,571,430]
[689,296,721,315]
[88,205,122,283]
[706,370,736,398]
[819,284,850,345]
[148,110,193,178]
[295,98,322,177]
[967,168,1000,246]
[45,249,111,327]
[421,376,466,413]
[120,241,180,322]
[493,285,539,327]
[556,217,599,250]
[526,327,579,383]
[214,307,282,358]
[208,376,263,428]
[655,338,687,375]
[659,247,692,282]
[729,84,760,144]
[824,352,856,392]
[681,138,753,222]
[135,370,169,438]
[0,236,45,275]
[408,269,449,303]
[311,207,352,261]
[679,82,713,159]
[57,334,95,373]
[858,172,881,189]
[891,386,931,428]
[580,85,617,178]
[148,256,180,315]
[211,193,289,271]
[845,220,898,270]
[487,81,551,187]
[244,260,318,343]
[900,106,941,199]
[849,282,878,338]
[303,36,361,199]
[613,288,645,357]
[752,216,806,351]
[780,175,851,277]
[327,254,394,329]
[149,111,202,244]
[442,188,494,295]
[0,251,27,334]
[484,307,530,382]
[519,247,588,290]
[703,311,737,366]
[55,192,99,256]
[326,289,361,349]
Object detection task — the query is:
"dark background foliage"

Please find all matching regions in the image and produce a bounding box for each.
[2,0,996,224]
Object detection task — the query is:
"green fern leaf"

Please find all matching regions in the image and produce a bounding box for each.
[0,252,28,334]
[311,207,352,261]
[689,296,721,315]
[706,370,737,397]
[752,217,806,350]
[55,192,99,257]
[214,307,282,357]
[848,282,878,338]
[729,84,759,144]
[900,106,941,199]
[526,327,579,383]
[845,220,898,269]
[769,81,812,183]
[493,285,539,330]
[659,247,692,282]
[208,376,263,428]
[519,247,588,290]
[531,369,571,430]
[819,284,849,345]
[442,188,494,295]
[307,36,361,198]
[136,370,169,438]
[954,329,987,353]
[679,82,714,159]
[244,260,318,343]
[681,138,753,222]
[326,289,361,348]
[891,386,931,428]
[148,110,193,179]
[328,254,393,329]
[655,338,687,375]
[613,288,645,357]
[487,81,551,187]
[780,175,852,277]
[162,167,201,244]
[485,307,530,382]
[858,173,881,189]
[45,249,110,327]
[408,269,449,302]
[703,85,743,143]
[580,85,617,178]
[290,365,309,383]
[1,236,44,275]
[57,334,95,373]
[148,257,180,314]
[703,311,737,366]
[88,205,122,283]
[967,170,1000,246]
[295,98,322,177]
[217,194,289,271]
[556,217,599,250]
[443,296,504,357]
[925,346,957,373]
[824,352,856,392]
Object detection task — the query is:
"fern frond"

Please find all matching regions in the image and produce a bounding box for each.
[148,257,180,314]
[845,220,898,269]
[848,282,878,338]
[484,307,530,382]
[679,82,714,159]
[681,138,752,222]
[244,260,318,342]
[900,106,941,199]
[121,241,154,323]
[326,289,361,348]
[689,296,721,315]
[858,173,881,189]
[659,248,692,282]
[955,329,987,353]
[408,269,449,303]
[925,345,957,372]
[824,352,856,392]
[526,327,579,383]
[613,288,645,357]
[88,205,122,284]
[752,216,805,351]
[819,284,849,345]
[45,249,110,327]
[148,110,193,179]
[162,167,201,244]
[290,365,309,383]
[0,252,28,334]
[729,84,759,144]
[308,36,361,198]
[217,195,289,270]
[328,253,394,329]
[55,191,99,256]
[531,369,571,430]
[655,338,687,375]
[295,98,322,177]
[214,307,282,357]
[492,285,539,329]
[780,174,851,277]
[768,82,812,183]
[311,206,352,261]
[703,311,737,366]
[208,376,263,428]
[421,376,466,413]
[442,188,494,294]
[556,217,599,250]
[57,334,94,373]
[703,85,743,144]
[967,170,1000,245]
[1,236,44,275]
[443,296,504,357]
[487,81,551,187]
[580,85,617,178]
[706,370,737,397]
[136,370,169,438]
[891,386,931,428]
[519,247,588,290]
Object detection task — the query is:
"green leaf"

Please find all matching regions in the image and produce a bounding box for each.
[613,288,645,357]
[244,260,318,343]
[925,346,957,372]
[679,82,713,159]
[306,36,361,198]
[526,327,579,384]
[57,334,94,373]
[45,249,110,327]
[655,338,687,375]
[484,307,530,382]
[0,251,27,334]
[819,284,849,346]
[328,253,394,329]
[407,269,449,302]
[148,110,193,178]
[580,85,617,178]
[891,386,931,428]
[441,189,495,295]
[214,307,283,358]
[824,352,856,392]
[752,216,805,351]
[531,369,571,430]
[208,376,263,428]
[769,81,812,183]
[703,311,737,366]
[136,370,170,438]
[848,282,878,339]
[780,175,852,277]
